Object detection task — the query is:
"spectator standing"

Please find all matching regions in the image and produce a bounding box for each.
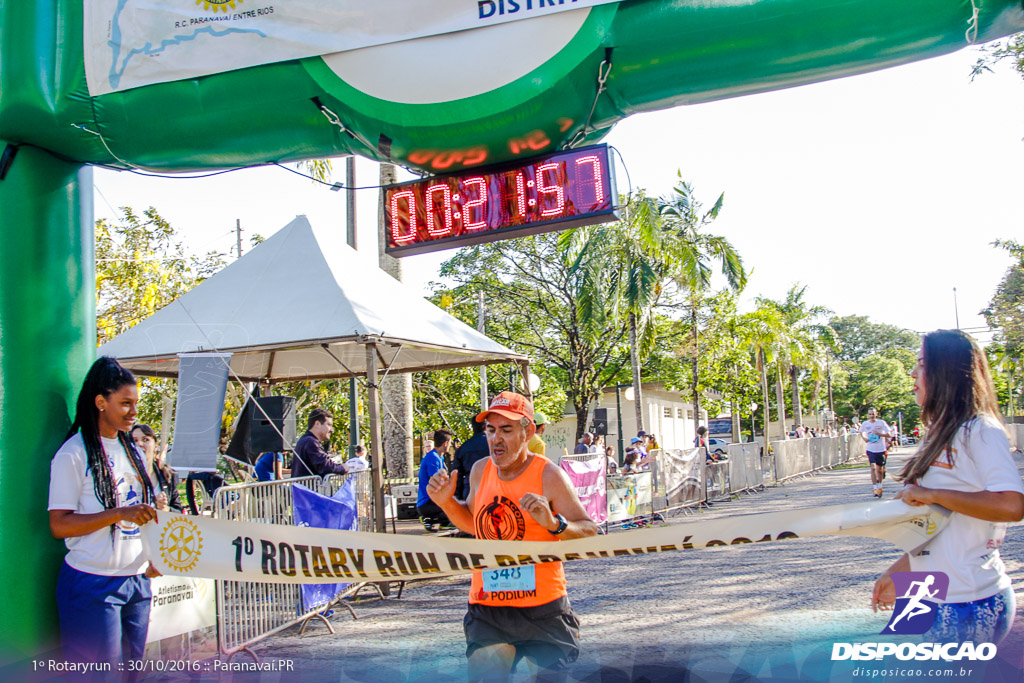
[291,409,348,478]
[574,432,593,455]
[253,451,284,481]
[527,411,548,456]
[417,429,453,530]
[605,446,618,474]
[130,424,181,512]
[346,445,370,472]
[452,420,489,501]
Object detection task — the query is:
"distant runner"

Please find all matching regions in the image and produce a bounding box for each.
[860,408,891,498]
[427,391,598,680]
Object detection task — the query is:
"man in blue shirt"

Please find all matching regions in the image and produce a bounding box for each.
[254,452,284,481]
[417,429,453,530]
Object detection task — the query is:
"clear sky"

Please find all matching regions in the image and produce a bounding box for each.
[93,44,1024,345]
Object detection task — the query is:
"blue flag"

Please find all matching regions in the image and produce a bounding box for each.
[292,480,359,611]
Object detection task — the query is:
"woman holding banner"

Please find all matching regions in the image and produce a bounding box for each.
[48,357,159,664]
[872,330,1024,643]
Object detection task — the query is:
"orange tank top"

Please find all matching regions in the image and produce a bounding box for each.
[469,454,567,607]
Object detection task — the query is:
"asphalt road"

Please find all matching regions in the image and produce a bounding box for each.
[245,446,1024,683]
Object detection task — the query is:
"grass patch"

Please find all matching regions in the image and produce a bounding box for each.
[832,462,870,470]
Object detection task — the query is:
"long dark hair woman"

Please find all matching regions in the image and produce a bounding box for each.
[871,330,1024,643]
[130,424,182,513]
[48,357,158,664]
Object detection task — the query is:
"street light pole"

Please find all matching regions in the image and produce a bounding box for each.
[953,287,960,330]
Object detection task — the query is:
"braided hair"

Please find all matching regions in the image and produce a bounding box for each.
[66,357,154,523]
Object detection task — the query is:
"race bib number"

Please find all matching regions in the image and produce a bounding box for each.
[483,565,536,592]
[868,433,880,443]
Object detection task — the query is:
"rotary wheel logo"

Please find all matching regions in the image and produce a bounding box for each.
[159,518,203,573]
[198,0,241,13]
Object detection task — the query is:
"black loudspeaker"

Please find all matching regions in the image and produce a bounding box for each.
[226,396,297,464]
[593,408,608,436]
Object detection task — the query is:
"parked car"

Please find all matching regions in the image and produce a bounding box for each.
[707,438,731,456]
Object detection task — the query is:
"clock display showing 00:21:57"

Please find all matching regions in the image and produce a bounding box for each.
[384,145,618,256]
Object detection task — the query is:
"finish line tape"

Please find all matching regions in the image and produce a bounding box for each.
[143,500,948,584]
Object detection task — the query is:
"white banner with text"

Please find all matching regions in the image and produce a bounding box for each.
[85,0,622,95]
[143,500,948,584]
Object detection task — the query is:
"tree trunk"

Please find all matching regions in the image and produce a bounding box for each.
[760,350,770,449]
[691,304,700,439]
[575,403,590,446]
[629,312,644,433]
[775,365,787,440]
[790,365,803,426]
[377,162,413,479]
[730,400,741,442]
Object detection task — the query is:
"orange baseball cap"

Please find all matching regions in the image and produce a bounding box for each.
[475,391,535,423]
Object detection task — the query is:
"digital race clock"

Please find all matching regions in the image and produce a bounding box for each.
[384,144,619,256]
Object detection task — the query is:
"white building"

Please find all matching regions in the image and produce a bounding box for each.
[541,383,707,458]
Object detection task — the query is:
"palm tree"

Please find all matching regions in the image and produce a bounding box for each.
[658,177,747,438]
[756,285,837,429]
[562,194,664,431]
[741,307,788,444]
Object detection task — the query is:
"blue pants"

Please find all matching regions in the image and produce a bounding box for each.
[925,586,1016,644]
[56,561,152,664]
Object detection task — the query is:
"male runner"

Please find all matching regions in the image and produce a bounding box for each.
[427,391,597,681]
[860,408,891,498]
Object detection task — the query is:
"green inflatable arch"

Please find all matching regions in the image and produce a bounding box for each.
[1,0,1021,664]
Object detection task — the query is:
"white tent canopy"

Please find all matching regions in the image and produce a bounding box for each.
[99,215,526,381]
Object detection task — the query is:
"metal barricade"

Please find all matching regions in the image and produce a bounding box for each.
[704,461,729,501]
[761,450,777,484]
[772,439,814,481]
[213,476,366,660]
[323,470,374,531]
[653,448,704,513]
[725,442,763,493]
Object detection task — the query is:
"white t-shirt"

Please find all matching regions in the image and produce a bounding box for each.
[860,419,891,453]
[909,416,1024,603]
[48,433,149,576]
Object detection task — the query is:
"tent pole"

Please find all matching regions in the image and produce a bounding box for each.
[519,360,532,401]
[366,343,387,533]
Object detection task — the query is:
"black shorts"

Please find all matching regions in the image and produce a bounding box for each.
[867,451,887,466]
[464,596,580,670]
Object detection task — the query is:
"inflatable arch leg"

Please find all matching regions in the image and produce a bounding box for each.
[0,143,93,663]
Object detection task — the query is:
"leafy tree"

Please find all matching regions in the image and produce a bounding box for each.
[657,178,747,437]
[829,315,919,362]
[96,207,225,433]
[437,233,631,439]
[983,239,1024,357]
[96,207,224,344]
[756,284,836,427]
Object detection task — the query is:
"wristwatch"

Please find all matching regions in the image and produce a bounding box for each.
[549,513,568,535]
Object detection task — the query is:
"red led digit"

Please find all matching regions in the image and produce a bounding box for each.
[574,155,605,207]
[425,183,453,237]
[462,177,488,230]
[536,162,566,217]
[390,189,417,245]
[514,171,527,217]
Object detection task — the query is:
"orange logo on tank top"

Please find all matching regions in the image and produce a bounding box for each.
[475,495,526,540]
